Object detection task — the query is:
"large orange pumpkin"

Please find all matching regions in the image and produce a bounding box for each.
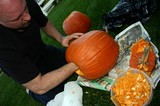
[129,39,156,74]
[66,30,119,79]
[63,11,91,35]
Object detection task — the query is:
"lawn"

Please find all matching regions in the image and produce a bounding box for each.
[0,0,160,106]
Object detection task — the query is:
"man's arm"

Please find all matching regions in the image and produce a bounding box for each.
[42,20,83,47]
[42,20,64,44]
[23,62,78,94]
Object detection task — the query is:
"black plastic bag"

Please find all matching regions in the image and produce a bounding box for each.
[102,0,157,30]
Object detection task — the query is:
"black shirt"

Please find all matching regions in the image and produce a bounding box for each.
[0,0,48,84]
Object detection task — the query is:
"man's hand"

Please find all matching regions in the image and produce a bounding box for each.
[42,20,84,47]
[61,33,84,47]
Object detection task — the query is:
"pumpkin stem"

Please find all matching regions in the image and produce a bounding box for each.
[138,45,150,70]
[138,46,150,65]
[76,69,85,76]
[104,26,108,33]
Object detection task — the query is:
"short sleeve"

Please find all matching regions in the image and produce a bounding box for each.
[26,0,48,27]
[0,49,40,84]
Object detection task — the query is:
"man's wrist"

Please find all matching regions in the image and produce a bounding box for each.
[70,62,79,71]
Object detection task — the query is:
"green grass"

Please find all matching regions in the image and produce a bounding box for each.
[0,0,160,106]
[0,73,43,106]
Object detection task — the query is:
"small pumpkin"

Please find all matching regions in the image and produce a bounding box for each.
[129,39,156,74]
[66,30,119,79]
[63,11,91,35]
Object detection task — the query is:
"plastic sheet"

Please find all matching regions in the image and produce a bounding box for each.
[102,0,157,30]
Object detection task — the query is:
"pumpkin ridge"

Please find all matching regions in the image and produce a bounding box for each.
[77,36,119,78]
[63,19,80,34]
[69,17,87,32]
[63,11,91,35]
[74,31,112,68]
[67,31,101,73]
[84,39,118,70]
[90,36,118,60]
[71,31,104,65]
[83,45,119,77]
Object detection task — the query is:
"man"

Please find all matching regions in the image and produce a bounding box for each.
[0,0,83,105]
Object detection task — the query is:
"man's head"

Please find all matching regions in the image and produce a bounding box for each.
[0,0,31,29]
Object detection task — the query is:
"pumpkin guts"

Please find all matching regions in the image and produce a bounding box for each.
[111,69,151,106]
[129,39,156,75]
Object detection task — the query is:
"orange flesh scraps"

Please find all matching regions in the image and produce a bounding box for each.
[130,39,156,73]
[111,69,151,106]
[130,39,150,53]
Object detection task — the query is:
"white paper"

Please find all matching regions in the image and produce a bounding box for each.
[77,21,160,90]
[46,81,83,106]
